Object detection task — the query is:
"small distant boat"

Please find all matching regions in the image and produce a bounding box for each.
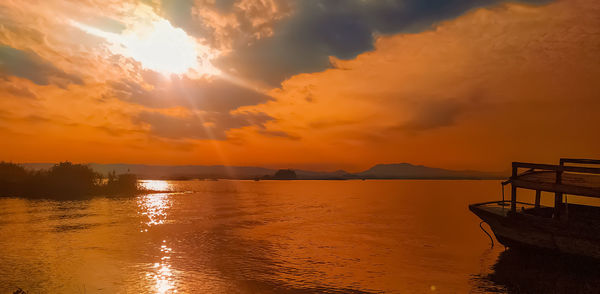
[470,158,600,259]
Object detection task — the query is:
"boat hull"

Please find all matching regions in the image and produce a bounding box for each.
[470,202,600,259]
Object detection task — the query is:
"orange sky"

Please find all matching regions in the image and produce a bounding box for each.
[0,0,598,172]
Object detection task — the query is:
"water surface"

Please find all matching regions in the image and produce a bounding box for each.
[1,180,590,293]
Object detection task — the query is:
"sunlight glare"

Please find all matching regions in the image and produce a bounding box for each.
[138,192,171,227]
[71,7,219,76]
[140,180,171,192]
[120,19,199,75]
[147,241,177,294]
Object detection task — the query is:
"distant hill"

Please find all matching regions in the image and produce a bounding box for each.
[355,163,503,179]
[270,169,297,180]
[19,162,504,180]
[294,169,354,180]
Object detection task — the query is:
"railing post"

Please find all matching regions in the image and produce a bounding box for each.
[554,164,563,219]
[511,164,517,213]
[535,190,541,208]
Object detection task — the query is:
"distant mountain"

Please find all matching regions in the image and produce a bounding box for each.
[270,169,297,180]
[294,169,354,180]
[355,163,503,179]
[19,162,504,180]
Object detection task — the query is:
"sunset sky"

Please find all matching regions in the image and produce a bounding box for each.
[0,0,598,172]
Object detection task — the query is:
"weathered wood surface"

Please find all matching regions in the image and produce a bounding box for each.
[560,158,600,165]
[469,202,600,259]
[512,171,600,198]
[470,159,600,258]
[513,162,600,175]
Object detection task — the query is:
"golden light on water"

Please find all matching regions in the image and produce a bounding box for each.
[137,181,173,230]
[137,193,171,228]
[137,187,178,293]
[140,180,172,192]
[150,240,176,294]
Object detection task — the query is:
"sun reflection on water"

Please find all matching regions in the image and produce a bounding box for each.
[143,240,177,293]
[137,189,179,293]
[137,193,171,228]
[140,180,172,192]
[152,240,177,293]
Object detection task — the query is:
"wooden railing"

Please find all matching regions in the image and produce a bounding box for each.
[508,159,600,219]
[512,162,600,175]
[560,158,600,165]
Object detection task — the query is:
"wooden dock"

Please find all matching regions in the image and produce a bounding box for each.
[509,159,600,219]
[469,158,600,259]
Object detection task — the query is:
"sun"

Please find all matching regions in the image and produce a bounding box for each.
[72,8,218,76]
[118,19,201,75]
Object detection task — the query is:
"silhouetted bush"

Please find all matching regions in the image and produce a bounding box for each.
[0,161,140,199]
[0,162,28,196]
[105,171,139,196]
[47,162,99,199]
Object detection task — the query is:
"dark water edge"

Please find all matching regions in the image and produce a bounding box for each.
[473,248,600,294]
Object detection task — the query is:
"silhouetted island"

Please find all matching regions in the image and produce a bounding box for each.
[272,169,297,180]
[0,161,142,200]
[259,169,298,180]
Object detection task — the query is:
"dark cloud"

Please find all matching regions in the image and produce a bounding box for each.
[136,110,273,140]
[159,0,211,37]
[0,45,83,87]
[110,76,272,112]
[395,97,482,132]
[401,101,464,131]
[213,0,237,12]
[111,75,274,139]
[257,129,300,140]
[0,82,37,99]
[216,0,550,85]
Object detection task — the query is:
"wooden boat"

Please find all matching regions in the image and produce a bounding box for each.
[469,158,600,259]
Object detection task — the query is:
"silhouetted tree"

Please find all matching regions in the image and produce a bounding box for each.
[105,171,138,196]
[0,161,141,199]
[46,162,100,199]
[116,173,138,195]
[0,162,28,196]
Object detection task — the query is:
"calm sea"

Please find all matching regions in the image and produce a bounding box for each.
[0,180,595,293]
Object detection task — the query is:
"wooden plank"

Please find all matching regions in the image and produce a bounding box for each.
[560,158,600,165]
[518,171,600,189]
[555,193,563,219]
[555,169,563,220]
[513,162,600,174]
[511,166,517,212]
[513,162,560,170]
[470,202,600,258]
[512,179,600,198]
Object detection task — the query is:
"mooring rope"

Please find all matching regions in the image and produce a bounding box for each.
[479,221,494,248]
